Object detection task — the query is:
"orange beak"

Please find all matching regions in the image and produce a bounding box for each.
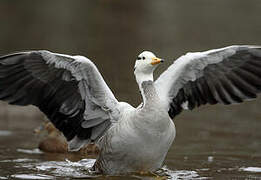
[151,57,164,65]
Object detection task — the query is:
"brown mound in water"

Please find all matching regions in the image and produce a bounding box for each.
[35,121,99,155]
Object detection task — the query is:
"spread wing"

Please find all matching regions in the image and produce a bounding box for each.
[154,45,261,119]
[0,50,119,150]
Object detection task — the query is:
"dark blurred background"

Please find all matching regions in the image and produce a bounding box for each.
[0,0,261,172]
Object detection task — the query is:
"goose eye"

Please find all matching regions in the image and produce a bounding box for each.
[142,57,145,60]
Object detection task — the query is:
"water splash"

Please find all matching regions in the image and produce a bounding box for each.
[15,158,96,178]
[160,166,207,180]
[8,158,206,179]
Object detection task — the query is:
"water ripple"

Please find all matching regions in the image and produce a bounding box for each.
[0,130,12,136]
[10,174,53,180]
[17,148,43,154]
[240,167,261,173]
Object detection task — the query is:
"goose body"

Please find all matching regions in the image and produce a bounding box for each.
[0,45,261,174]
[95,82,175,174]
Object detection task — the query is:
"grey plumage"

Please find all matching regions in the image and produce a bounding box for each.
[0,45,261,175]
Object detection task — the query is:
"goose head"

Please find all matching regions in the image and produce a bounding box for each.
[134,51,164,86]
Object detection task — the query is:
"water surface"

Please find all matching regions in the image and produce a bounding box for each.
[1,0,261,179]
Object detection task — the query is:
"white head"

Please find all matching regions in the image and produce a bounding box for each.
[134,51,164,87]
